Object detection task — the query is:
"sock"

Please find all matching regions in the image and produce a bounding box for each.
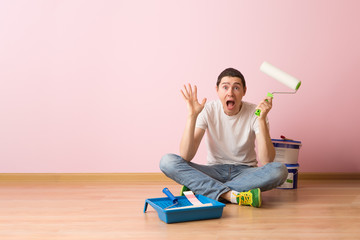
[230,190,240,204]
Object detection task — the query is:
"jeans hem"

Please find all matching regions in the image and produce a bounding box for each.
[216,187,232,201]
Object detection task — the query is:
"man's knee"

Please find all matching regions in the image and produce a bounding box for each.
[159,153,181,174]
[270,162,288,183]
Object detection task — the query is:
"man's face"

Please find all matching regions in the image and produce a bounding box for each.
[216,76,247,116]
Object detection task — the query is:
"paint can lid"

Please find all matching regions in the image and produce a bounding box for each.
[285,163,299,168]
[271,139,302,145]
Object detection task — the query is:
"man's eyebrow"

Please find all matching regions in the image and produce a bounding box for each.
[221,82,242,86]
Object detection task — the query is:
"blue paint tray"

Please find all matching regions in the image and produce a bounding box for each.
[144,195,225,223]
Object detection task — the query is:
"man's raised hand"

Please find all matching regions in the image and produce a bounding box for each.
[180,84,207,117]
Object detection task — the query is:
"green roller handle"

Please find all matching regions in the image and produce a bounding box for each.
[255,93,274,116]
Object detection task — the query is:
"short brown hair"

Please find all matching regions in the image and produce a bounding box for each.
[217,68,246,88]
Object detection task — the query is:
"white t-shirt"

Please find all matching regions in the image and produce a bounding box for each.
[196,100,267,167]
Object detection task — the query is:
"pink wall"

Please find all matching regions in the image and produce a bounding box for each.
[0,1,359,173]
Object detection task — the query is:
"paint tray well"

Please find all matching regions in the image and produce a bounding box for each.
[144,195,225,223]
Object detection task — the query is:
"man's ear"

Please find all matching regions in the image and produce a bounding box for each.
[243,86,247,95]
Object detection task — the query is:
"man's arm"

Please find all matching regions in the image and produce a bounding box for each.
[180,119,205,161]
[255,97,275,165]
[179,84,207,162]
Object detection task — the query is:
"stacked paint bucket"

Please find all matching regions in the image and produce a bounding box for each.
[272,136,302,189]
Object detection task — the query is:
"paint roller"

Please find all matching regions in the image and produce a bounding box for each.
[255,61,302,116]
[163,187,178,209]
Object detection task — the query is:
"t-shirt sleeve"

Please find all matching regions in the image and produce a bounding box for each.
[195,106,208,130]
[253,116,270,134]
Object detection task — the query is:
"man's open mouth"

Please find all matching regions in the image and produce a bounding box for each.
[226,100,235,109]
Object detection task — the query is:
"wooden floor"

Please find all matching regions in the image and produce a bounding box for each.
[0,179,359,240]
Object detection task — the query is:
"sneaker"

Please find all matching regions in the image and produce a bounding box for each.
[180,185,191,196]
[236,188,262,208]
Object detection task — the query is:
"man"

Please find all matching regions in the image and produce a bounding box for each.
[160,68,288,207]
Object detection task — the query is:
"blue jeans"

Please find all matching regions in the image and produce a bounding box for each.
[159,153,288,201]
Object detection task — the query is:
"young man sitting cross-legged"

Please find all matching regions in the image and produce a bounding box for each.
[160,68,288,207]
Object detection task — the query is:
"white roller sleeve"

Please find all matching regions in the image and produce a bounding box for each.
[260,61,301,90]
